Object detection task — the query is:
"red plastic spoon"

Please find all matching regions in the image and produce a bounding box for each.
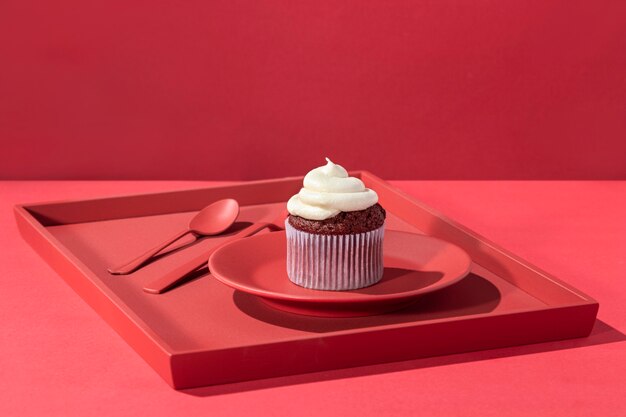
[143,210,288,294]
[107,199,240,275]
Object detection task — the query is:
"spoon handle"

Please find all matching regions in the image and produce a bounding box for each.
[143,222,271,294]
[108,229,191,275]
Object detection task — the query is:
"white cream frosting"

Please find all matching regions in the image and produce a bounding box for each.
[287,158,378,220]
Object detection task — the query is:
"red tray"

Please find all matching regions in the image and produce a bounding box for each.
[14,172,599,389]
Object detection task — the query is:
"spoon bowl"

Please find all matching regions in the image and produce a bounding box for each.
[189,199,240,235]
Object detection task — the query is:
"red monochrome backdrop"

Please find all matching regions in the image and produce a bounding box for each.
[1,0,625,179]
[1,1,626,416]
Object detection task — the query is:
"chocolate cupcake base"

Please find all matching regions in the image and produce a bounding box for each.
[288,203,386,235]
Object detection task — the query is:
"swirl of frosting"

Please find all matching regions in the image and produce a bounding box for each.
[287,158,378,220]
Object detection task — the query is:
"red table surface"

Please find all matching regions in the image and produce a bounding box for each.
[1,181,624,417]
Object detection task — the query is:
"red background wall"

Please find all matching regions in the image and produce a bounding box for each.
[1,0,625,180]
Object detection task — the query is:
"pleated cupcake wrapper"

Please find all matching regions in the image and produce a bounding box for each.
[285,220,384,290]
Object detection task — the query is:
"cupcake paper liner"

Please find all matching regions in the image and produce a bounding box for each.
[285,220,384,290]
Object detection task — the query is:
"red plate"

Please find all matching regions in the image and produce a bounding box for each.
[209,230,472,317]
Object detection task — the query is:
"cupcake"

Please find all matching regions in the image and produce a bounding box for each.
[286,158,386,290]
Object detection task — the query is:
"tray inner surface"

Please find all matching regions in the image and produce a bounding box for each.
[45,202,547,353]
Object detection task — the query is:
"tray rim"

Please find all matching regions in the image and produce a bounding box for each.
[13,172,600,334]
[12,173,600,304]
[13,173,600,387]
[14,202,179,353]
[360,172,598,305]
